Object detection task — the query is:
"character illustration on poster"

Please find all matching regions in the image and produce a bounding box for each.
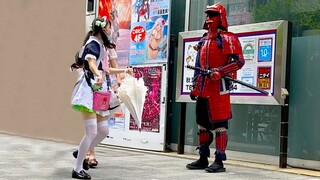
[133,0,150,22]
[110,0,120,44]
[185,44,198,65]
[129,66,161,132]
[99,0,132,66]
[147,16,168,60]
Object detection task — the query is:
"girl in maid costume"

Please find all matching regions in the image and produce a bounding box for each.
[77,19,127,169]
[70,17,132,179]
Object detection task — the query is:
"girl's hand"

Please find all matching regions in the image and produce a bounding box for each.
[117,79,122,87]
[95,74,103,86]
[125,68,134,76]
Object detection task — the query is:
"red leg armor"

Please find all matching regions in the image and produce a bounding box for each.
[215,130,227,160]
[198,129,213,146]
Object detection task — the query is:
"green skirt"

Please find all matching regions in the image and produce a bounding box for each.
[72,105,95,113]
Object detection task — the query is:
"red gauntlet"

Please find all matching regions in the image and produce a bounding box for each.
[210,68,221,81]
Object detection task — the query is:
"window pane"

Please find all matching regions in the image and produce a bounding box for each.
[87,0,94,12]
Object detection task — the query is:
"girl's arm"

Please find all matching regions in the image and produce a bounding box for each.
[108,66,133,75]
[107,48,133,76]
[88,58,103,84]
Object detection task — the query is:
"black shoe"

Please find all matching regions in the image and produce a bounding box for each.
[83,159,90,170]
[72,150,89,170]
[205,161,226,173]
[73,150,78,158]
[72,169,91,179]
[88,159,98,168]
[186,158,209,170]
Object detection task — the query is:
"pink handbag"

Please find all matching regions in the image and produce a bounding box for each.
[92,91,111,111]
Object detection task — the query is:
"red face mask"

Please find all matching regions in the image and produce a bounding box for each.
[205,13,220,30]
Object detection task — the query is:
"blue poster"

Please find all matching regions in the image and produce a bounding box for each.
[130,21,147,65]
[258,38,272,62]
[130,0,169,65]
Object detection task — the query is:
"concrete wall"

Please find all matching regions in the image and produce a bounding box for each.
[0,0,86,144]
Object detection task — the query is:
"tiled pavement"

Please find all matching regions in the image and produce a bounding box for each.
[0,133,319,180]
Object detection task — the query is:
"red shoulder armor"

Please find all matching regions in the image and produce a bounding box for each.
[220,32,242,54]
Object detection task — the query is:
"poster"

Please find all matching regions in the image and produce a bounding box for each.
[130,0,169,64]
[238,66,255,91]
[99,0,132,67]
[180,38,200,95]
[108,109,126,131]
[257,66,271,89]
[230,31,276,95]
[258,38,272,62]
[241,38,255,61]
[177,30,277,97]
[129,66,162,132]
[177,21,289,105]
[98,0,169,151]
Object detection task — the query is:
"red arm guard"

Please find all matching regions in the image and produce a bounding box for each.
[218,54,244,76]
[218,32,245,76]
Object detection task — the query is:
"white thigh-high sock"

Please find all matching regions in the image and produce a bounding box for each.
[74,118,97,172]
[88,120,109,151]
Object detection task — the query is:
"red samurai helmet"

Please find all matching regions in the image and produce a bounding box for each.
[202,3,228,31]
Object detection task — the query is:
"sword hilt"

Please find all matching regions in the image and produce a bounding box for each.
[186,65,211,74]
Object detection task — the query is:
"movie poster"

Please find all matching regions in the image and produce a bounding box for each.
[130,0,169,64]
[129,66,162,132]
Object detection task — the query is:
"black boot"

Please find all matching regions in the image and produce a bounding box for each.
[186,156,209,169]
[205,160,226,173]
[186,145,210,170]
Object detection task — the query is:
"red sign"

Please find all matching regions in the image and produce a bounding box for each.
[131,26,146,43]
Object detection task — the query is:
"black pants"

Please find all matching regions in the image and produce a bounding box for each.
[196,97,228,130]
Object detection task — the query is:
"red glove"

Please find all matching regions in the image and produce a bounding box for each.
[190,87,197,101]
[210,68,221,81]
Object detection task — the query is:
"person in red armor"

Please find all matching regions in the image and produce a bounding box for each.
[186,3,245,173]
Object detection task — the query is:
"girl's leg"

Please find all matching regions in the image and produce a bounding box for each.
[74,112,97,173]
[85,115,110,167]
[87,149,95,159]
[88,115,110,151]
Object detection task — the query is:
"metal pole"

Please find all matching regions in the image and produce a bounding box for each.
[279,21,292,168]
[279,104,289,168]
[177,102,186,154]
[165,34,177,152]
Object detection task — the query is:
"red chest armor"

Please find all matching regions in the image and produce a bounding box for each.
[191,32,243,122]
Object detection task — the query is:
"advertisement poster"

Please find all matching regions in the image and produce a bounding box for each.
[257,66,271,89]
[258,38,272,62]
[177,30,276,97]
[238,66,255,91]
[99,0,132,67]
[99,1,169,151]
[129,66,162,132]
[241,38,255,61]
[233,32,275,95]
[130,0,169,64]
[181,38,200,94]
[108,109,126,131]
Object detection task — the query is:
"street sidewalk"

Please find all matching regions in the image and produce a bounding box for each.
[0,133,319,180]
